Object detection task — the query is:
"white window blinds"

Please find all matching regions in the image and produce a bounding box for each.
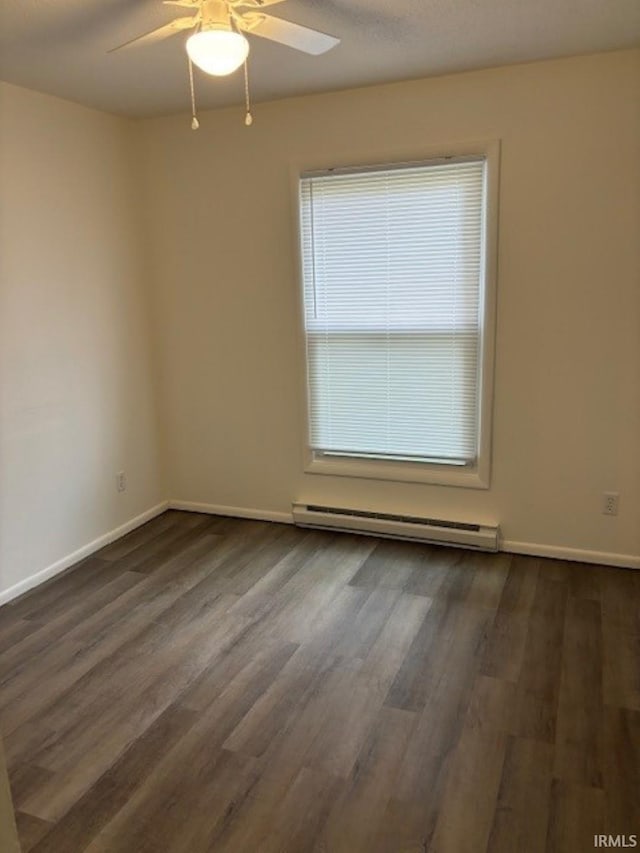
[299,158,486,465]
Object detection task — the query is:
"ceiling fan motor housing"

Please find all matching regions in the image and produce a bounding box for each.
[201,0,233,31]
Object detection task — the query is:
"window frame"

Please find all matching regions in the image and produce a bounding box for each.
[291,139,500,490]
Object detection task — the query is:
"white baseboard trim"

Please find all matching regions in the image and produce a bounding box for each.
[4,500,634,608]
[169,500,294,525]
[170,502,639,570]
[501,539,640,570]
[0,501,170,607]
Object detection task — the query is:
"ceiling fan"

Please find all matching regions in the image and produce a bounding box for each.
[111,0,340,126]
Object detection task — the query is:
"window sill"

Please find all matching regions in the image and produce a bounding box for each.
[305,453,490,489]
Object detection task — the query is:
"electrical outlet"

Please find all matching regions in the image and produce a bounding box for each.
[602,492,619,516]
[116,471,127,493]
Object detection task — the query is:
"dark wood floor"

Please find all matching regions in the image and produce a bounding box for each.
[0,511,638,852]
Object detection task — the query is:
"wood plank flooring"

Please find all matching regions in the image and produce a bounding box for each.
[0,510,638,852]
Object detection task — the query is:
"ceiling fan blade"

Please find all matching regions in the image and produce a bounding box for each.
[239,14,340,55]
[163,0,200,7]
[109,15,197,52]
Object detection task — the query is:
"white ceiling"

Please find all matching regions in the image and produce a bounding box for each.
[1,0,639,118]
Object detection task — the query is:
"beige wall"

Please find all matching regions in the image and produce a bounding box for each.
[138,49,640,564]
[1,51,638,592]
[0,83,164,599]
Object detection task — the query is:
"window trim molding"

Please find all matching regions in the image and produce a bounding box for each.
[290,138,500,490]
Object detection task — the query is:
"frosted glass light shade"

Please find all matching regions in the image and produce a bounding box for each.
[186,29,249,76]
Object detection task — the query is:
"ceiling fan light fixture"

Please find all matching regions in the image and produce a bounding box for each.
[186,27,249,76]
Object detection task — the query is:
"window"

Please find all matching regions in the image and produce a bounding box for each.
[298,146,498,488]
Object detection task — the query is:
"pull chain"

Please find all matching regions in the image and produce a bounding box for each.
[188,57,199,130]
[243,58,253,126]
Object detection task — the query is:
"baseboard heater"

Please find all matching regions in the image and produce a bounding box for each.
[292,503,499,552]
